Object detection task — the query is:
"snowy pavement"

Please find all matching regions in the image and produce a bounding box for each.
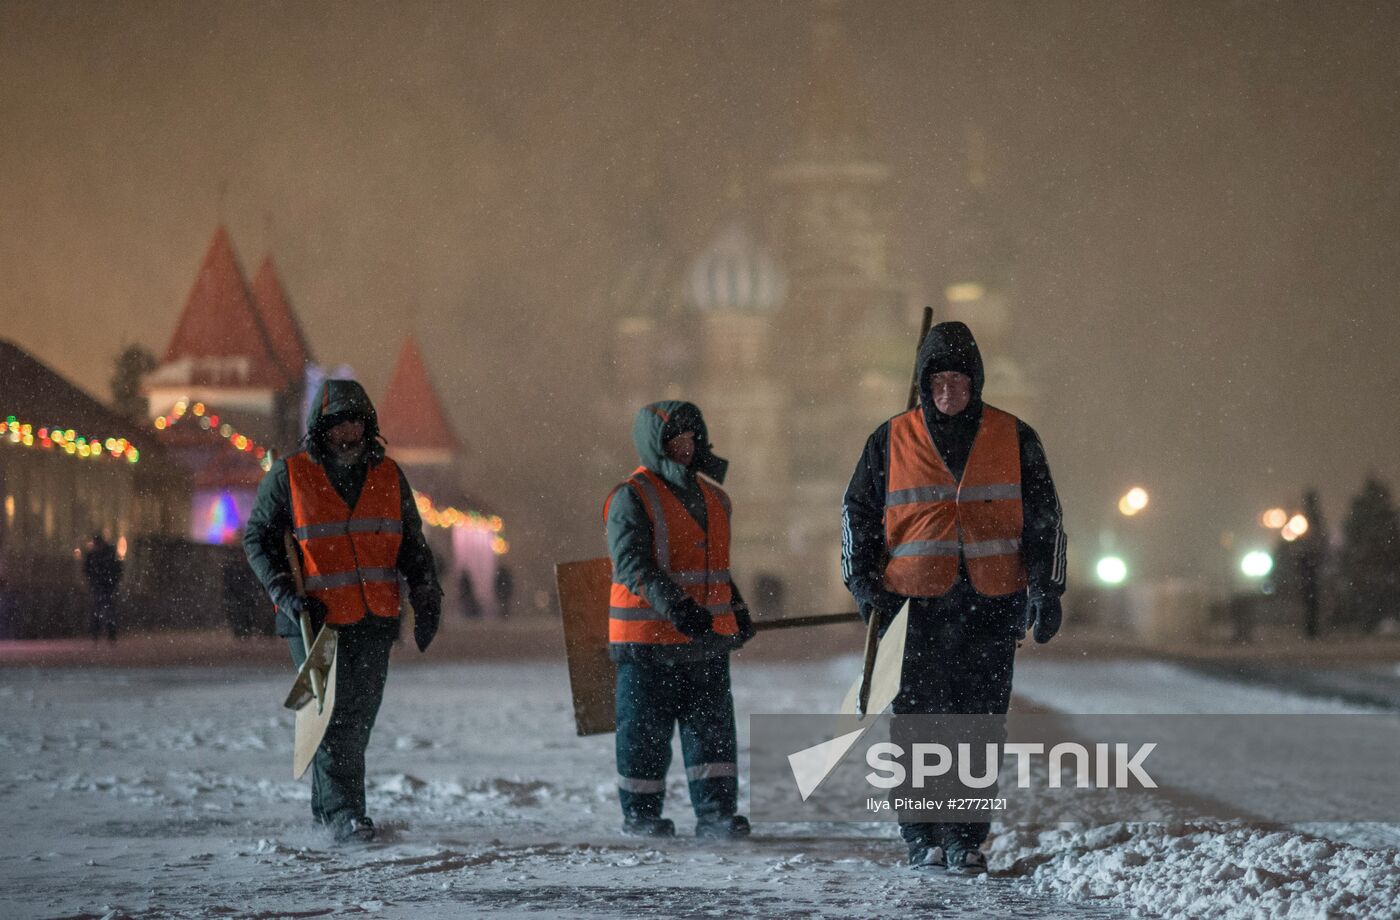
[1,654,1397,918]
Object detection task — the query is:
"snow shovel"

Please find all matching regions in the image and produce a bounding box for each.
[555,556,863,736]
[839,599,909,719]
[280,532,339,779]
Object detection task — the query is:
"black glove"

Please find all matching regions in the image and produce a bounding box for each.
[411,585,441,653]
[733,601,756,645]
[855,583,905,627]
[269,574,329,632]
[1026,593,1062,644]
[669,597,713,640]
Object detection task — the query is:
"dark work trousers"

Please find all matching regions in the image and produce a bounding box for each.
[288,621,394,827]
[614,656,738,820]
[890,583,1019,851]
[89,592,118,641]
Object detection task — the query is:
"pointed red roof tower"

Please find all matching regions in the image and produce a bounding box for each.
[146,225,311,460]
[157,227,290,389]
[251,256,314,378]
[379,335,460,466]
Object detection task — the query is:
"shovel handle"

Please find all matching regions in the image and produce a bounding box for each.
[750,611,861,632]
[855,608,884,717]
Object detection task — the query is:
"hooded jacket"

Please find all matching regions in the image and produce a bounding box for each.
[841,322,1066,636]
[244,379,440,638]
[605,400,746,663]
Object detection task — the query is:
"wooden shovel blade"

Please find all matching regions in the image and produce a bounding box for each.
[292,650,338,779]
[840,600,909,719]
[556,557,617,737]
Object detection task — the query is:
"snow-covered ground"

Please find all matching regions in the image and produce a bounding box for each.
[1,652,1397,919]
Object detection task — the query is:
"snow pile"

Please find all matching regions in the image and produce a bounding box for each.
[990,821,1400,918]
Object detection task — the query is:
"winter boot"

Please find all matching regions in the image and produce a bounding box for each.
[944,840,987,875]
[622,815,676,838]
[908,842,946,869]
[333,815,376,844]
[695,814,750,840]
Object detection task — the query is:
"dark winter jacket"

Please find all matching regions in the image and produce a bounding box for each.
[841,321,1066,639]
[83,540,123,597]
[606,399,747,663]
[243,379,441,638]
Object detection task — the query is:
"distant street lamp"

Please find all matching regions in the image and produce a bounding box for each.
[1260,508,1288,529]
[1096,555,1128,585]
[1117,487,1149,517]
[1240,550,1273,578]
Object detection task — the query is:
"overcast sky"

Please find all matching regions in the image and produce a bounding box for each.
[3,1,1397,593]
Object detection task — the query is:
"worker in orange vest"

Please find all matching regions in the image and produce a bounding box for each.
[841,321,1066,874]
[605,400,755,839]
[244,379,443,844]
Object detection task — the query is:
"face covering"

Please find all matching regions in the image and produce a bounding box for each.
[327,439,366,468]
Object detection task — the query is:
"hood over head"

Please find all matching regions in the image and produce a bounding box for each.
[631,400,728,487]
[305,378,385,465]
[916,320,985,419]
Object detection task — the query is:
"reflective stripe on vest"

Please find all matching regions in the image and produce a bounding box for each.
[605,467,737,646]
[286,453,404,626]
[883,405,1028,598]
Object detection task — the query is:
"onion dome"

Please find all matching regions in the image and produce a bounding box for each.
[685,221,787,314]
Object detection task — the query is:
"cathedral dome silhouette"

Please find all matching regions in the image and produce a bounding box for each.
[685,221,787,314]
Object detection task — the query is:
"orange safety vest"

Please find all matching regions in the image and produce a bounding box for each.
[286,453,404,626]
[883,404,1027,598]
[606,467,738,646]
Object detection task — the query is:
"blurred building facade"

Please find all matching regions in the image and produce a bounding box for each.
[144,227,313,545]
[0,340,191,638]
[606,8,912,616]
[605,7,1034,617]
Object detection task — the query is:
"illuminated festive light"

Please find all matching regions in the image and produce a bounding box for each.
[1284,514,1309,538]
[1260,508,1287,529]
[1096,556,1128,585]
[192,403,205,416]
[0,412,144,464]
[154,417,167,430]
[945,282,986,303]
[1241,550,1273,577]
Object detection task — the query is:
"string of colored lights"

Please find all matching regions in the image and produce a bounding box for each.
[153,399,274,470]
[153,398,507,552]
[0,414,141,463]
[413,492,508,553]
